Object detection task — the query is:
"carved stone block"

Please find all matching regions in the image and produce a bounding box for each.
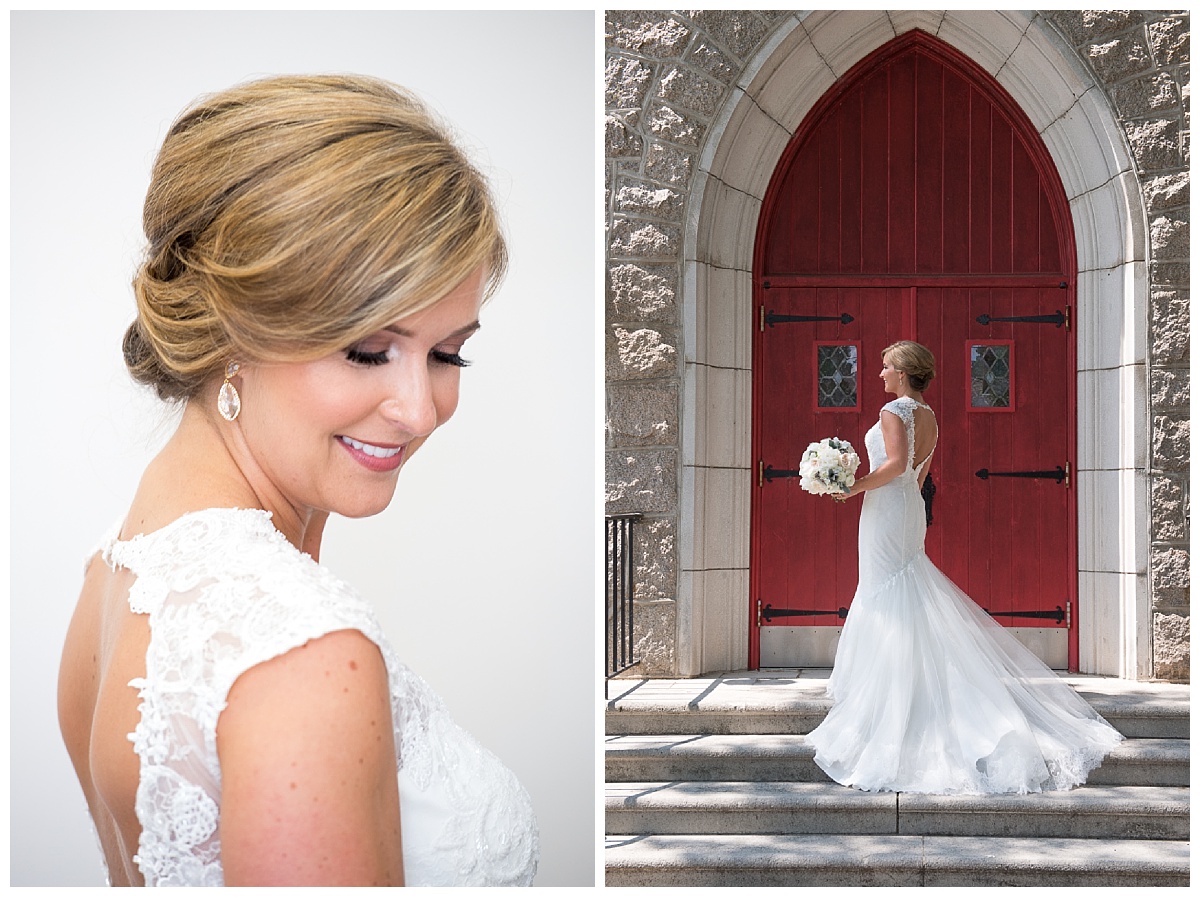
[1148,16,1190,66]
[645,142,695,187]
[1112,72,1181,119]
[615,180,685,222]
[633,599,677,677]
[656,66,724,117]
[634,517,677,602]
[609,218,681,260]
[1150,212,1189,261]
[1125,118,1183,171]
[606,11,690,58]
[1153,613,1190,681]
[1150,289,1190,363]
[605,449,678,515]
[1151,474,1189,542]
[687,40,737,83]
[607,326,678,380]
[605,111,644,159]
[1050,10,1145,46]
[606,55,654,109]
[685,9,771,60]
[1144,172,1190,213]
[1151,415,1190,471]
[608,262,678,324]
[606,381,679,447]
[1149,366,1190,409]
[1088,35,1154,83]
[648,105,703,148]
[1152,545,1191,589]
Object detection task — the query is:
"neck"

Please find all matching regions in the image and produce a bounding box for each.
[132,397,327,556]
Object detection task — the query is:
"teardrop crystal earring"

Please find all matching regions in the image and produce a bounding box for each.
[217,361,242,421]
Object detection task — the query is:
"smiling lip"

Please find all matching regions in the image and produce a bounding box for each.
[337,435,406,472]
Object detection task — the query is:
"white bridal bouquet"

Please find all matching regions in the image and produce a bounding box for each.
[798,437,860,495]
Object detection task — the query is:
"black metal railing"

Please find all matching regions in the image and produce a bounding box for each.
[605,513,642,696]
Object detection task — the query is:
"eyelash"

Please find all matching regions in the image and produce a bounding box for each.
[345,347,471,368]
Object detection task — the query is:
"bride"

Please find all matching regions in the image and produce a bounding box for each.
[56,75,537,886]
[807,340,1123,795]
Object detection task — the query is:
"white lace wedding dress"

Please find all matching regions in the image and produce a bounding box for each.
[96,507,538,886]
[806,396,1123,794]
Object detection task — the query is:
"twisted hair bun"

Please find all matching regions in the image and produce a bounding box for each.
[125,74,507,401]
[883,340,936,392]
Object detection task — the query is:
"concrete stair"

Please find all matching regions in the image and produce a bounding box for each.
[604,671,1190,887]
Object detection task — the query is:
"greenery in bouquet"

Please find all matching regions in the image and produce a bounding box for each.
[798,436,860,495]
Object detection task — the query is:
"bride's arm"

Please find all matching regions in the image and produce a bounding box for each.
[844,410,907,497]
[217,629,405,885]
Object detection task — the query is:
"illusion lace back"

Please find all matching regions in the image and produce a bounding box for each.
[806,397,1123,794]
[97,508,538,886]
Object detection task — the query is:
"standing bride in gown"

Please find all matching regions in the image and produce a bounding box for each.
[806,341,1123,795]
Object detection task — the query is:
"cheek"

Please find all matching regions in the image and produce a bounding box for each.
[433,376,462,424]
[297,367,372,426]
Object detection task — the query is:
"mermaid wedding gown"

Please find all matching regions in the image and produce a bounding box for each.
[806,396,1123,794]
[95,507,538,886]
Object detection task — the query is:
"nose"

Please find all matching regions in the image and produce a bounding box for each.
[379,362,440,439]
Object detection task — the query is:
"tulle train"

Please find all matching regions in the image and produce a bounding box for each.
[807,550,1124,795]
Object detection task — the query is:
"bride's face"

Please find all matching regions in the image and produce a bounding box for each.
[234,265,487,520]
[880,353,904,394]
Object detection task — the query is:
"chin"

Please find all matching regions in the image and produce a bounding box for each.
[335,488,400,520]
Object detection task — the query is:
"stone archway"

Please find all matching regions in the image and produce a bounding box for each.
[680,10,1150,677]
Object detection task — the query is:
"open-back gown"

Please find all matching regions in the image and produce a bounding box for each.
[806,396,1123,794]
[92,507,538,885]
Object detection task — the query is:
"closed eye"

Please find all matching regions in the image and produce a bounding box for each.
[346,347,389,366]
[345,341,473,368]
[432,349,470,368]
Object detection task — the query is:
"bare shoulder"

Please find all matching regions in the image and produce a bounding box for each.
[217,628,404,885]
[879,405,907,433]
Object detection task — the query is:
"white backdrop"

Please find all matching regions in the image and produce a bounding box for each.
[10,11,597,886]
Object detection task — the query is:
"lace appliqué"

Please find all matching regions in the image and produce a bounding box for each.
[99,508,538,887]
[866,396,934,476]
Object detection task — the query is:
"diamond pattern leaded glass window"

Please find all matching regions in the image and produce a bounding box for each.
[817,344,858,408]
[971,344,1011,408]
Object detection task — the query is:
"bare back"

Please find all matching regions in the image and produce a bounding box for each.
[912,403,938,483]
[57,438,215,885]
[58,556,151,885]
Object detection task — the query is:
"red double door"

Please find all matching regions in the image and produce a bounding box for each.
[750,34,1078,670]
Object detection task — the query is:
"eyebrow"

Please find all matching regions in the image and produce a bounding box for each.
[384,320,481,340]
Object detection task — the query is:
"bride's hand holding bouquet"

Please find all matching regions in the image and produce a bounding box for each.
[798,437,860,500]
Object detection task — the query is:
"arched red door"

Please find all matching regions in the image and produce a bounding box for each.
[750,32,1078,670]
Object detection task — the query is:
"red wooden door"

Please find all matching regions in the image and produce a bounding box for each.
[916,287,1074,648]
[750,33,1078,669]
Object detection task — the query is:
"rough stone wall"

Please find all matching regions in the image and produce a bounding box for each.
[604,10,1190,681]
[605,11,789,676]
[1046,11,1190,682]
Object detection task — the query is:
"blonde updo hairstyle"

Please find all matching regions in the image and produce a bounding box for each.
[124,74,507,401]
[882,340,936,392]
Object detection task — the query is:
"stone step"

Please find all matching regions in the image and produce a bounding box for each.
[605,675,1190,739]
[606,781,1190,841]
[605,734,1190,787]
[604,675,1191,884]
[604,833,1191,887]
